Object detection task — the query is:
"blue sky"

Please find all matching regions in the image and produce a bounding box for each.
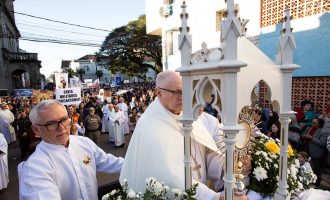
[14,0,145,78]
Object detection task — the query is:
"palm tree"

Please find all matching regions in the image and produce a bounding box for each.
[76,68,85,81]
[95,70,103,79]
[65,68,75,79]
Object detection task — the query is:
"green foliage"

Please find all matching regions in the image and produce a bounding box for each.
[64,68,75,79]
[76,68,85,81]
[95,70,104,78]
[99,15,162,79]
[181,184,198,200]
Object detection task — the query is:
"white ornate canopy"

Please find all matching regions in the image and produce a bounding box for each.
[175,1,299,200]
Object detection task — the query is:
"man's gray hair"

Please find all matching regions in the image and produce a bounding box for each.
[156,71,178,88]
[29,99,67,124]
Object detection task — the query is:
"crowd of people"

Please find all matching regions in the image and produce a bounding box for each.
[253,99,330,188]
[0,76,329,199]
[0,81,157,193]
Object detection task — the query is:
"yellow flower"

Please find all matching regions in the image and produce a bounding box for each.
[288,144,294,157]
[265,141,280,154]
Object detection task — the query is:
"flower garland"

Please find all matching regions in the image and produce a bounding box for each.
[102,177,198,200]
[249,134,316,198]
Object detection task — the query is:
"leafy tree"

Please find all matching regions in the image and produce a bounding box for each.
[76,68,85,81]
[95,70,103,79]
[99,15,162,79]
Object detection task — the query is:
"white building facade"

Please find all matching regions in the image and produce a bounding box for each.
[146,0,330,113]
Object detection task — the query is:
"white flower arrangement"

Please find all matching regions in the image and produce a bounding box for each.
[298,168,317,188]
[253,166,268,181]
[249,134,316,199]
[102,177,198,200]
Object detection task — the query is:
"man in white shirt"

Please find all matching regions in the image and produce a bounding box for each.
[108,103,115,143]
[129,96,136,110]
[0,132,9,190]
[120,71,247,200]
[118,97,129,135]
[101,100,110,134]
[109,105,125,148]
[19,100,124,200]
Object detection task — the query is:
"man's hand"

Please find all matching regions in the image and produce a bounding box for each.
[22,132,27,137]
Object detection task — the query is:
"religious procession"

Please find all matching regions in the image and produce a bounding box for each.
[1,0,330,200]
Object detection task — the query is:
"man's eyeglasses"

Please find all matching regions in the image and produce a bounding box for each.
[37,116,71,131]
[159,87,182,95]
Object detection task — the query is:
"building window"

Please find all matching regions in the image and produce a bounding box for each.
[260,0,330,28]
[166,31,173,55]
[216,4,240,32]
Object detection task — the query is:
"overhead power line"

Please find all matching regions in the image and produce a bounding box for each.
[20,36,102,47]
[12,11,111,32]
[21,30,102,42]
[17,21,106,38]
[16,18,107,36]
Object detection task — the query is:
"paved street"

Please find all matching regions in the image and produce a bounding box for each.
[0,133,132,200]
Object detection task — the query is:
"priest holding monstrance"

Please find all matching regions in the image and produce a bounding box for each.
[120,71,248,200]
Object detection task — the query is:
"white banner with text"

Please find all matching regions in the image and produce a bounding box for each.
[55,87,81,106]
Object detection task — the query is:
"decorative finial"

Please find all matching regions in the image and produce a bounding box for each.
[275,7,296,65]
[179,0,189,33]
[181,1,186,8]
[178,0,192,66]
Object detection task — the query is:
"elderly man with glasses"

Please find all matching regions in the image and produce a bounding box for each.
[18,100,124,200]
[120,71,248,200]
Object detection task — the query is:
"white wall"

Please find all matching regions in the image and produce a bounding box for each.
[145,0,286,110]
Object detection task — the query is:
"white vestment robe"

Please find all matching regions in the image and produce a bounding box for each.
[199,112,225,191]
[0,133,9,190]
[108,110,115,142]
[118,102,129,134]
[109,111,125,146]
[0,109,15,143]
[120,98,223,200]
[19,135,124,200]
[101,105,110,132]
[199,112,223,143]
